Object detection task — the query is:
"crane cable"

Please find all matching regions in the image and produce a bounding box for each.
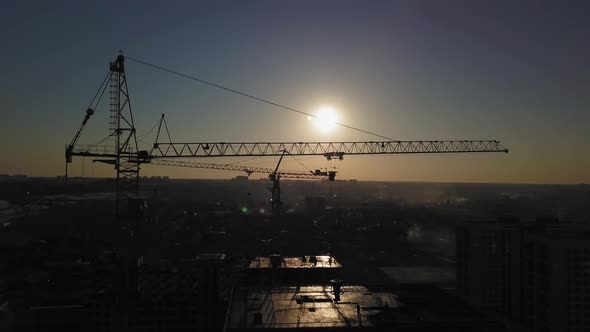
[137,118,164,149]
[138,118,162,140]
[287,153,314,174]
[88,90,159,152]
[125,56,398,142]
[87,70,112,111]
[70,71,112,148]
[87,133,115,151]
[224,155,266,166]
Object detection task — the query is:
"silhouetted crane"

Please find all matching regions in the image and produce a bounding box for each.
[66,54,508,215]
[147,155,337,219]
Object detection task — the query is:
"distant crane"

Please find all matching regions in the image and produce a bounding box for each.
[146,154,337,218]
[147,158,336,180]
[269,150,288,218]
[66,54,509,215]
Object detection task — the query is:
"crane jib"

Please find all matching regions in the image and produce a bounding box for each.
[70,140,508,160]
[144,140,508,159]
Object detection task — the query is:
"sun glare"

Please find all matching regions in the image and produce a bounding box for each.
[313,106,338,132]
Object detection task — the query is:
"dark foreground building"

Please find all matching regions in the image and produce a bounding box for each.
[455,221,522,319]
[228,255,503,331]
[225,283,504,331]
[522,224,590,332]
[2,254,228,332]
[457,221,590,332]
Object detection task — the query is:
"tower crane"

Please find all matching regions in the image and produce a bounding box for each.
[66,54,149,214]
[269,151,287,218]
[66,54,509,215]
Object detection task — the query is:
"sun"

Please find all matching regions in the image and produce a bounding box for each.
[313,106,339,132]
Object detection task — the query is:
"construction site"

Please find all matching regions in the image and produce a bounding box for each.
[0,48,586,332]
[5,3,590,332]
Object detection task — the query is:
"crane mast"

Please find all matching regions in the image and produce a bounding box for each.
[270,151,287,220]
[109,55,142,215]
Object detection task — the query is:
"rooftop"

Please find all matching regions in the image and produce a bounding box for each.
[248,255,341,269]
[379,266,455,285]
[527,223,590,240]
[226,284,502,331]
[229,285,397,329]
[194,253,227,262]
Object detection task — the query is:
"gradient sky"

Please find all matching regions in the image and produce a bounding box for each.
[1,0,589,183]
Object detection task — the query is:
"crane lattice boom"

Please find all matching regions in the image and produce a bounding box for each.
[148,140,508,159]
[147,159,329,179]
[71,140,508,160]
[70,139,507,161]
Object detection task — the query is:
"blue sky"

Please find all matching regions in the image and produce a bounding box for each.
[1,0,589,183]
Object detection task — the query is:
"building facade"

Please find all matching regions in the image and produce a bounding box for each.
[457,221,590,332]
[456,221,522,319]
[523,225,590,332]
